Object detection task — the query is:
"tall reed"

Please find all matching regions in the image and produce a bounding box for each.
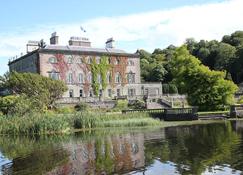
[0,112,161,135]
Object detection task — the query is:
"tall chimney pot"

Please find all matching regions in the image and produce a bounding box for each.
[68,36,91,47]
[106,38,115,48]
[50,32,59,45]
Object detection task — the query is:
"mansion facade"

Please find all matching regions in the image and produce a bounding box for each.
[8,33,162,101]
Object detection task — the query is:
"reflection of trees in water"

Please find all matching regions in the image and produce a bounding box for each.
[0,136,70,175]
[228,120,243,171]
[1,122,243,175]
[0,130,147,175]
[145,122,241,175]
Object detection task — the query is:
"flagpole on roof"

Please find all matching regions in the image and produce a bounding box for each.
[80,26,87,37]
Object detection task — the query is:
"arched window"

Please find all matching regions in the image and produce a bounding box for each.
[49,57,57,63]
[69,89,74,98]
[115,72,121,83]
[89,90,93,97]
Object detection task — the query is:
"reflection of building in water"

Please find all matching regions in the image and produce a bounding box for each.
[46,133,145,175]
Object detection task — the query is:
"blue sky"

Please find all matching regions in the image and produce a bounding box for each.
[0,0,243,75]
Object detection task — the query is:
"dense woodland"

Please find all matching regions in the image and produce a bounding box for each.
[138,31,243,110]
[139,30,243,85]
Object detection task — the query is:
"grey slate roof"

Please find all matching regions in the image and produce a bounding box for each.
[41,45,135,55]
[9,45,139,65]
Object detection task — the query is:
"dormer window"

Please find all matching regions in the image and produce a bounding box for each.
[49,57,57,64]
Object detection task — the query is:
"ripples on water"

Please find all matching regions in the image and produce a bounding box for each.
[1,121,243,175]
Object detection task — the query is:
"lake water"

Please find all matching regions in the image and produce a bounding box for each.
[1,120,243,175]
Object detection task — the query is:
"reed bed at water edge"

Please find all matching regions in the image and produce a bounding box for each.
[0,112,161,135]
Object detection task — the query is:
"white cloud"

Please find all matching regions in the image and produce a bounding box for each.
[1,0,243,60]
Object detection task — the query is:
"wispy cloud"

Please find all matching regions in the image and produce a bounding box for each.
[1,0,243,59]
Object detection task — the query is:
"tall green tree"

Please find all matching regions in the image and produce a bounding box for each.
[0,72,10,89]
[222,31,243,47]
[6,72,67,109]
[170,46,238,111]
[214,43,236,78]
[138,49,168,82]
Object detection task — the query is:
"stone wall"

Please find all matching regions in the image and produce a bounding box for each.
[9,52,38,73]
[39,52,141,98]
[56,97,117,109]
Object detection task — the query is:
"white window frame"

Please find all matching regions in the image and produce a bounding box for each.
[67,72,73,84]
[115,72,121,84]
[67,57,73,64]
[127,72,135,84]
[77,57,83,64]
[49,57,57,64]
[78,73,84,83]
[48,70,60,80]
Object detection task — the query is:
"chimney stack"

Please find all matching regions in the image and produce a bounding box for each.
[69,37,91,47]
[106,38,115,48]
[26,40,39,53]
[50,32,59,45]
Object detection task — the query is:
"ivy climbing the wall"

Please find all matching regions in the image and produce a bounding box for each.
[100,56,110,90]
[90,56,110,96]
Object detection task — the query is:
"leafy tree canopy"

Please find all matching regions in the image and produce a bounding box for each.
[170,46,238,111]
[4,72,67,109]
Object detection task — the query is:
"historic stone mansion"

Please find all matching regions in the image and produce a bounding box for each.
[8,32,162,103]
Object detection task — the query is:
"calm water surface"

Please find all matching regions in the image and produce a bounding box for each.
[1,121,243,175]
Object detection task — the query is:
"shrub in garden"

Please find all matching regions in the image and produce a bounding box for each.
[114,100,128,110]
[75,102,89,111]
[129,100,146,109]
[237,96,243,104]
[163,83,178,94]
[0,95,41,116]
[168,83,178,94]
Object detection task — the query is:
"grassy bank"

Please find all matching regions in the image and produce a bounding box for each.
[0,112,161,135]
[0,111,227,135]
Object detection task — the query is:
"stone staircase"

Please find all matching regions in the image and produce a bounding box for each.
[146,98,172,109]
